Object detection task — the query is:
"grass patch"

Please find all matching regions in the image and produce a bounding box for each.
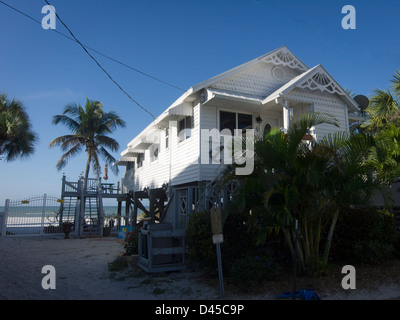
[108,256,128,272]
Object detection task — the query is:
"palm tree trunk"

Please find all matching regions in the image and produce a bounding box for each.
[323,208,339,264]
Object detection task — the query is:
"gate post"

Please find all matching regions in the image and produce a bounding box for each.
[1,199,10,236]
[97,177,104,236]
[40,194,47,236]
[79,178,85,238]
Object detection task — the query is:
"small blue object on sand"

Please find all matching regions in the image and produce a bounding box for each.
[276,289,321,300]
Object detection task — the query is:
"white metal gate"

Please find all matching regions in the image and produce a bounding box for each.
[1,194,66,237]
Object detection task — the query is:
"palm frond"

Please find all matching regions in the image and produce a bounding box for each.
[0,93,37,161]
[55,144,82,170]
[95,135,119,152]
[391,70,400,99]
[99,146,119,175]
[52,114,79,132]
[49,135,84,149]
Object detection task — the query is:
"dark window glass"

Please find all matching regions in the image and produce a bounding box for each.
[179,118,185,133]
[238,113,252,131]
[127,162,134,171]
[178,116,192,141]
[137,153,144,168]
[219,111,236,135]
[186,116,192,129]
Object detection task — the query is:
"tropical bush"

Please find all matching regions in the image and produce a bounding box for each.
[230,255,281,291]
[218,113,397,276]
[186,211,216,272]
[186,209,283,283]
[331,208,399,264]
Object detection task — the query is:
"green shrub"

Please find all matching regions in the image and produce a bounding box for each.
[108,256,128,272]
[331,208,399,264]
[186,208,286,277]
[230,255,281,291]
[186,211,216,273]
[352,240,395,264]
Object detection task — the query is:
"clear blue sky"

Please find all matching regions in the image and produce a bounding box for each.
[1,0,399,205]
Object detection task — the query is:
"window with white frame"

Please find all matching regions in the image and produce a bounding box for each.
[137,153,145,168]
[127,161,134,171]
[178,116,192,142]
[219,111,253,135]
[150,145,159,162]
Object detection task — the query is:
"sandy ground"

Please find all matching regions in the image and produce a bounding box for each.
[0,236,399,300]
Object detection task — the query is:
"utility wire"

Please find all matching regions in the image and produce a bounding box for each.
[0,0,184,92]
[43,0,156,120]
[0,1,185,99]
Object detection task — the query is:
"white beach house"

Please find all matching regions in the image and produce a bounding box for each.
[114,46,364,228]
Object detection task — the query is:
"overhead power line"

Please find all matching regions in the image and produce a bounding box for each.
[0,0,184,92]
[0,0,186,117]
[45,0,156,120]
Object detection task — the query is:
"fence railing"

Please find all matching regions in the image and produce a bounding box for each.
[1,194,65,237]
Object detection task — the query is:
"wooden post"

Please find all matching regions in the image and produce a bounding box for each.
[133,195,138,227]
[117,200,122,230]
[97,177,104,236]
[79,178,85,238]
[60,175,66,225]
[149,190,155,224]
[1,199,10,236]
[125,198,130,226]
[40,193,47,236]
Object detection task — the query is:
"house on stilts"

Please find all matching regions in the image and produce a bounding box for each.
[115,46,367,227]
[114,46,382,272]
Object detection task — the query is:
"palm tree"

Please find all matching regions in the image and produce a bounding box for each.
[219,113,339,274]
[219,113,393,274]
[361,71,400,181]
[49,99,126,191]
[318,132,393,265]
[363,71,400,132]
[0,93,37,161]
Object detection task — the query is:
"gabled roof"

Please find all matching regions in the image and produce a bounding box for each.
[263,64,360,112]
[125,46,308,149]
[190,45,308,94]
[117,46,360,161]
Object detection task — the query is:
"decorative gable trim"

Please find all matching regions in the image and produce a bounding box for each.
[262,64,359,112]
[298,69,346,96]
[190,46,308,93]
[260,47,308,71]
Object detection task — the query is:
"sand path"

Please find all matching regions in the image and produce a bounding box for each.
[0,237,399,300]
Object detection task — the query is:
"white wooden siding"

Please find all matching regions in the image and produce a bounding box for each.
[122,58,355,191]
[199,105,224,182]
[123,102,201,192]
[210,62,301,98]
[287,88,349,140]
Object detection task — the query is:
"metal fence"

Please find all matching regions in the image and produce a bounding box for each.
[1,194,65,237]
